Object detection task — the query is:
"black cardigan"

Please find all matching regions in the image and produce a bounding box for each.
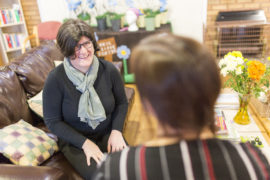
[43,59,128,148]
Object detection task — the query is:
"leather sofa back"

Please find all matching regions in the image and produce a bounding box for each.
[0,41,64,128]
[0,164,68,180]
[0,66,33,128]
[9,41,64,98]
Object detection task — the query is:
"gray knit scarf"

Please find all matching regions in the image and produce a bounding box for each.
[63,56,106,129]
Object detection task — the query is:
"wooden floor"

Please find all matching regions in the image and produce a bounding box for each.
[123,84,158,146]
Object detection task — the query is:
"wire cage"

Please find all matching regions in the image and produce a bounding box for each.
[204,9,270,63]
[216,24,267,58]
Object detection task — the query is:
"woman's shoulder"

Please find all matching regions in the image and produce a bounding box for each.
[98,58,119,72]
[48,63,65,77]
[46,63,65,83]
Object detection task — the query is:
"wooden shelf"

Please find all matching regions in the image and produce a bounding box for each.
[0,0,29,65]
[0,22,24,28]
[6,47,22,53]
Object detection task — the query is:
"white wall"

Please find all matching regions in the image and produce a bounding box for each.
[37,0,208,42]
[168,0,208,43]
[37,0,69,22]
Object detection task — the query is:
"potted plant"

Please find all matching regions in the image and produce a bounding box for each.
[96,13,107,31]
[160,9,168,24]
[144,9,156,31]
[159,0,168,24]
[110,13,123,32]
[121,13,126,28]
[105,12,112,27]
[75,0,94,25]
[94,0,108,29]
[77,12,91,25]
[154,10,161,28]
[137,11,146,28]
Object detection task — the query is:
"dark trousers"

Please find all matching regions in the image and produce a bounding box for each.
[58,133,110,180]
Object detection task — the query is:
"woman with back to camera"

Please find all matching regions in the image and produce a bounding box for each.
[93,33,270,180]
[43,19,128,179]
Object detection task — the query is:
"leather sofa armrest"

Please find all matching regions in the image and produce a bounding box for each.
[0,164,68,180]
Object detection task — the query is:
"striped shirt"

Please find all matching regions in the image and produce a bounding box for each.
[92,138,270,180]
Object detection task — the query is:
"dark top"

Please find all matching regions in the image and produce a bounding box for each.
[93,138,270,180]
[43,59,128,149]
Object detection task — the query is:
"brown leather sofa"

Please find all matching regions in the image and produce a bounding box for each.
[0,41,135,180]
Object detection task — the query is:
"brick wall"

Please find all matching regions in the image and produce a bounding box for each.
[21,0,41,47]
[206,0,270,58]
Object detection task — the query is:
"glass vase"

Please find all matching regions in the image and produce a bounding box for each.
[233,94,251,125]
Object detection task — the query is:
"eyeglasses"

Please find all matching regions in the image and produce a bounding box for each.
[75,41,93,52]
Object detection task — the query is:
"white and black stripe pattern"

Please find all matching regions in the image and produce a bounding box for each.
[93,139,270,180]
[216,140,237,180]
[159,146,171,180]
[180,141,194,180]
[120,147,130,180]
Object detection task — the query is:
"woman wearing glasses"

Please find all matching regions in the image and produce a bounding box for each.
[43,19,128,179]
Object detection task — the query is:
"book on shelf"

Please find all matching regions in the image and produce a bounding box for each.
[5,34,13,49]
[1,33,26,50]
[0,9,7,25]
[0,5,22,25]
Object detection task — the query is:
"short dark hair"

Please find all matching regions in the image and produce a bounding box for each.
[56,19,99,57]
[131,33,221,136]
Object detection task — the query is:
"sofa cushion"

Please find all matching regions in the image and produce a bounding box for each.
[28,90,43,117]
[0,153,12,164]
[112,61,122,73]
[9,42,63,98]
[0,66,33,128]
[0,120,58,166]
[54,60,63,67]
[124,86,135,122]
[125,87,135,105]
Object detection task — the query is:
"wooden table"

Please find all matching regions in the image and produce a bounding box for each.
[249,103,270,138]
[220,102,270,162]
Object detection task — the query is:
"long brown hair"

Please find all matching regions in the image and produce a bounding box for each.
[131,33,221,137]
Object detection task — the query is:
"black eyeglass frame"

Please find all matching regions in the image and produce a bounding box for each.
[75,41,93,52]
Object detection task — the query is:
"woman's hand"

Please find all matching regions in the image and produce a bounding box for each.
[82,139,104,166]
[107,130,127,153]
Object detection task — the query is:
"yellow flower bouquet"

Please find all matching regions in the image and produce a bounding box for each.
[219,51,270,124]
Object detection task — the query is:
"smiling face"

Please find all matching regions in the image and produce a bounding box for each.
[71,36,95,73]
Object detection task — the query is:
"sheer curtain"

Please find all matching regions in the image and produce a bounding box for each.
[37,0,69,22]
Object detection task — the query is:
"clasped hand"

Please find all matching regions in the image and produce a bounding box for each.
[82,130,126,166]
[107,129,127,153]
[82,139,104,166]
